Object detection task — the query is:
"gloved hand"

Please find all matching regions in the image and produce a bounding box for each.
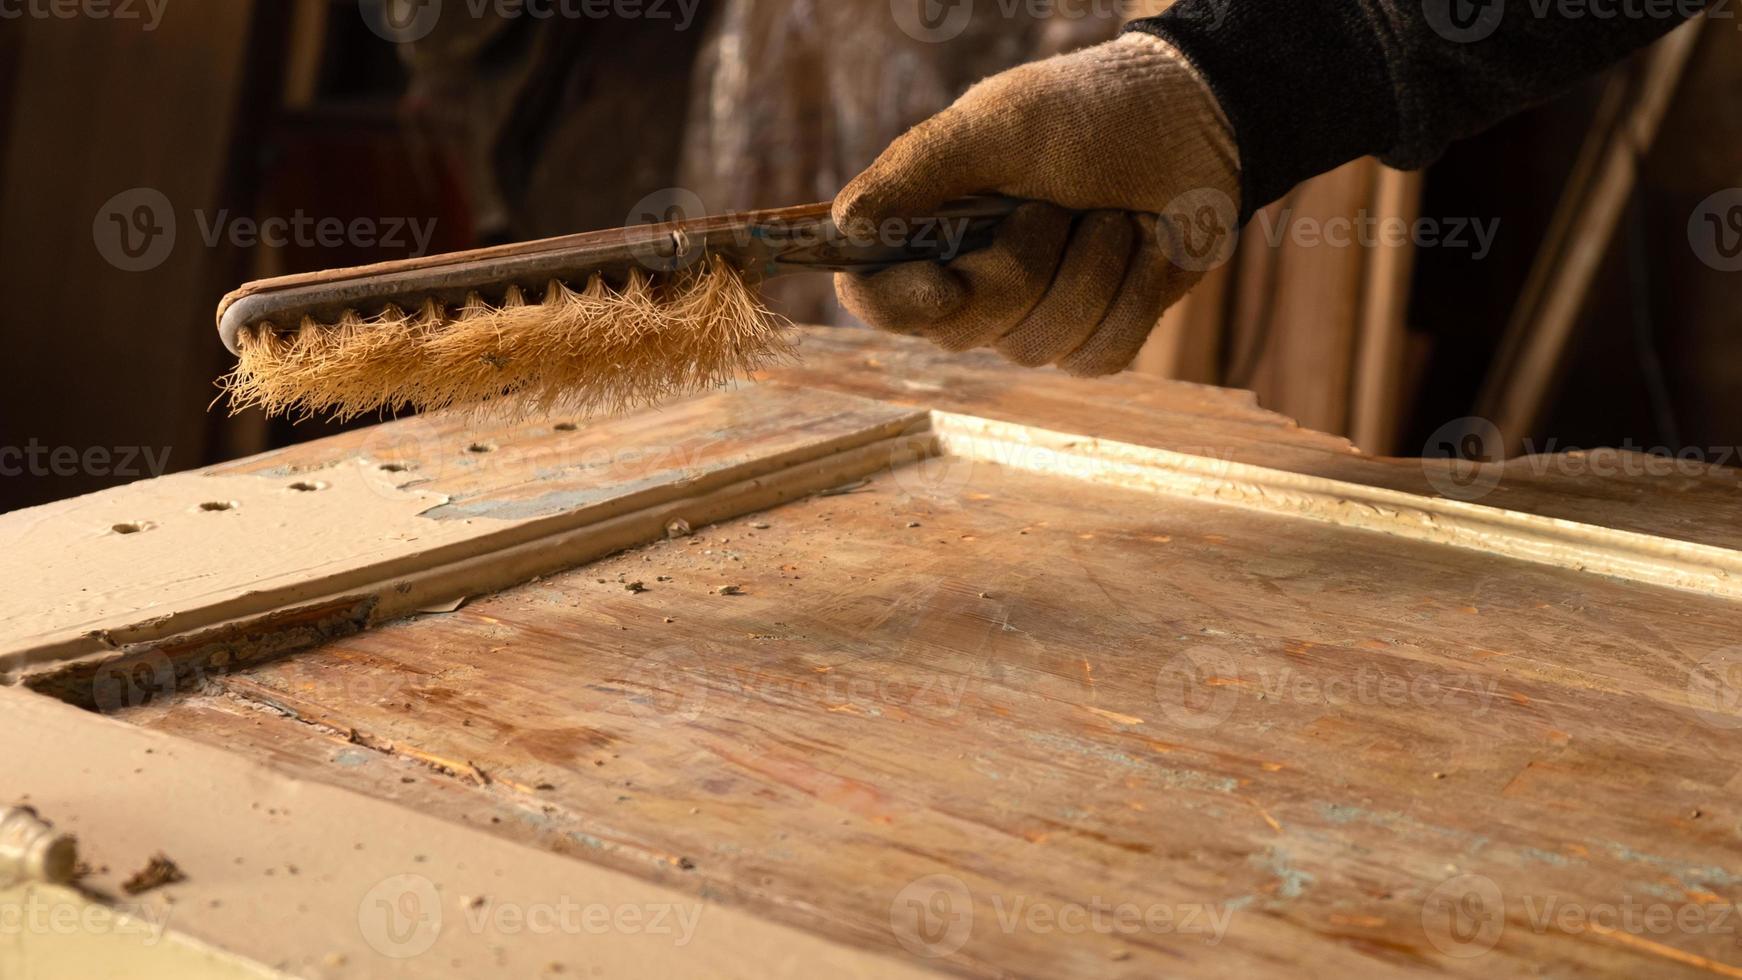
[834,32,1241,376]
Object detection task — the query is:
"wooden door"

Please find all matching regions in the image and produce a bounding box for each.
[4,328,1742,978]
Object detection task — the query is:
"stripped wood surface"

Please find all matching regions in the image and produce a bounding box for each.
[126,451,1742,978]
[5,327,1742,978]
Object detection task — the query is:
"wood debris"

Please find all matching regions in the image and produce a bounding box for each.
[121,853,185,895]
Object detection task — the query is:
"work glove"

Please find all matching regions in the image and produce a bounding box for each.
[834,33,1240,376]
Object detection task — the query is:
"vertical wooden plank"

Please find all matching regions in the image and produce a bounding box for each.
[1244,158,1376,434]
[0,0,257,510]
[1350,166,1424,454]
[1474,19,1703,453]
[1134,259,1231,383]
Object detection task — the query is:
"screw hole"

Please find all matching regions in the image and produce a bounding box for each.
[467,443,495,454]
[112,522,147,535]
[379,462,413,473]
[288,480,327,493]
[199,501,236,513]
[554,423,578,432]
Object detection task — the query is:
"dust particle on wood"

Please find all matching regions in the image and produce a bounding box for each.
[122,853,186,895]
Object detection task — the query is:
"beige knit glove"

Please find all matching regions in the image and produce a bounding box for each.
[834,33,1240,376]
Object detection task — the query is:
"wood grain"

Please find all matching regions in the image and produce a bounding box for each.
[9,326,1742,978]
[126,454,1742,977]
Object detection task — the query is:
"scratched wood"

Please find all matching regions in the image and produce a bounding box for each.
[126,453,1742,977]
[12,326,1742,977]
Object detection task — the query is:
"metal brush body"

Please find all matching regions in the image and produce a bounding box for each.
[217,197,1020,355]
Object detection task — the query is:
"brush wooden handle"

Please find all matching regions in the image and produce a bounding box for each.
[217,196,1023,355]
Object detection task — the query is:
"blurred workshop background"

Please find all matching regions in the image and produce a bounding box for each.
[0,0,1738,513]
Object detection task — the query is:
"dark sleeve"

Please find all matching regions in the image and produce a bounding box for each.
[1124,0,1707,220]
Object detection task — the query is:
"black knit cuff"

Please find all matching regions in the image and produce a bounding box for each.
[1124,1,1398,223]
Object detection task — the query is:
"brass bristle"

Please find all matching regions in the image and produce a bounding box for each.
[219,257,795,422]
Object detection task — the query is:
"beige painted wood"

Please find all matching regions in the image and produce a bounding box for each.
[0,685,938,979]
[0,881,282,980]
[0,388,928,683]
